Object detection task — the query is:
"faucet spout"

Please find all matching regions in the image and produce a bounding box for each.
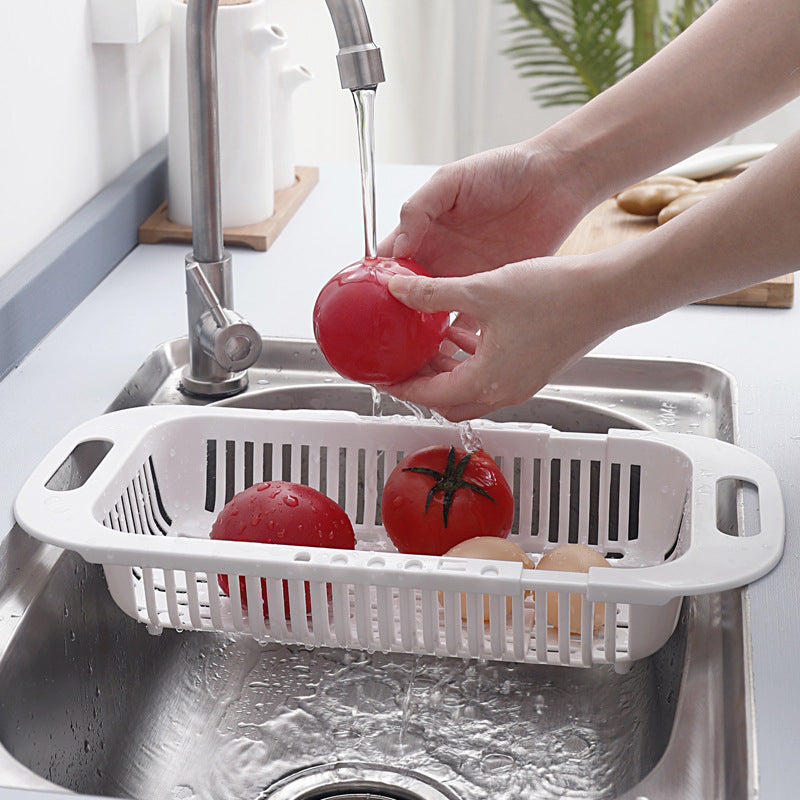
[324,0,385,90]
[186,0,224,266]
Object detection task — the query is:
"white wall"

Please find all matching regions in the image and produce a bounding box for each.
[0,1,170,277]
[262,0,568,166]
[1,0,797,280]
[251,0,800,166]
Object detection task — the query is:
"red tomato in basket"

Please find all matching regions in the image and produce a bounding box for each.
[381,445,514,556]
[312,256,448,385]
[210,481,355,618]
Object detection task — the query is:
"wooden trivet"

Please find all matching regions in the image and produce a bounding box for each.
[138,165,319,252]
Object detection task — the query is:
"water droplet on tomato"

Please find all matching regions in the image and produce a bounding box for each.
[257,483,271,492]
[283,494,300,507]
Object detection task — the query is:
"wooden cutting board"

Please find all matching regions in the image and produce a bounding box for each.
[556,196,794,308]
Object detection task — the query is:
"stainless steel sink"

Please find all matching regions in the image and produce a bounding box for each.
[0,337,754,799]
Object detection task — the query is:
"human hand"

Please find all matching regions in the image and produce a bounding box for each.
[378,142,595,279]
[380,255,619,422]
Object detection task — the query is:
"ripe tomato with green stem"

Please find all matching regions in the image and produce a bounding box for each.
[381,445,514,556]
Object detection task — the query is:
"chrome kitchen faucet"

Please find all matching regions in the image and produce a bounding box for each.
[181,0,385,398]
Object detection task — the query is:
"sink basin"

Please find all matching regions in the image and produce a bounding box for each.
[0,338,754,799]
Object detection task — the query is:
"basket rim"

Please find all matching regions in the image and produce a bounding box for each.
[14,405,784,607]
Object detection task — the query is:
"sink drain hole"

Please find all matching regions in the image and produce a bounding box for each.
[296,793,403,799]
[260,763,460,800]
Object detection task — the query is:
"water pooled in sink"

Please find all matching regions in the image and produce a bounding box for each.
[115,635,659,800]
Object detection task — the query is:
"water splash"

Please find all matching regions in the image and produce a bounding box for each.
[370,386,383,417]
[428,412,484,453]
[458,420,483,453]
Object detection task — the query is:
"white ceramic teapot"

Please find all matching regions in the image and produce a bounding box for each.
[168,0,311,229]
[268,30,313,191]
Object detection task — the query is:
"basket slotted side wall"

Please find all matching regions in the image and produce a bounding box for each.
[97,414,688,668]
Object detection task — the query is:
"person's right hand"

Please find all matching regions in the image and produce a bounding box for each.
[378,253,623,422]
[378,141,597,279]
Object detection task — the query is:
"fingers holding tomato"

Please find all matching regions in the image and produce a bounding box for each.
[312,256,448,385]
[381,445,514,556]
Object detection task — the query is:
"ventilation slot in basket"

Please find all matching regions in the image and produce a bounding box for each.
[509,455,642,555]
[201,438,402,535]
[102,457,171,536]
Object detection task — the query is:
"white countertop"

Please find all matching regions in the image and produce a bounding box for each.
[1,163,798,798]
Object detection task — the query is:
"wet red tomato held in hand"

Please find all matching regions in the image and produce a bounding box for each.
[381,446,514,556]
[210,481,356,618]
[312,256,448,385]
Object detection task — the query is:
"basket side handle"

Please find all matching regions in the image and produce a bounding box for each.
[13,408,169,550]
[588,434,785,605]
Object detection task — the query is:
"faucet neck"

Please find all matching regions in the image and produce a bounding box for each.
[186,0,225,266]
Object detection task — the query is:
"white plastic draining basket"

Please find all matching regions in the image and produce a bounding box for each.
[14,406,784,671]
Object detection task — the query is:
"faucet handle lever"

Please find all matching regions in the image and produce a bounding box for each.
[186,260,263,374]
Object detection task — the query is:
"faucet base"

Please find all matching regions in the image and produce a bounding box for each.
[179,366,249,399]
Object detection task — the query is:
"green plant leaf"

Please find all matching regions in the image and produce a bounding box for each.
[503,0,716,108]
[661,0,715,44]
[503,0,632,107]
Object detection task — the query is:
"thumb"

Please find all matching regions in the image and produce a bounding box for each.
[388,273,474,315]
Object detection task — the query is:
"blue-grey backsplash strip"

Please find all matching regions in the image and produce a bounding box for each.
[0,139,168,381]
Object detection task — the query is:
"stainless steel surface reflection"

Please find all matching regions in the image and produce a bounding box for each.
[0,338,753,799]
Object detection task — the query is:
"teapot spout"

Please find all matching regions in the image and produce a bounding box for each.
[247,22,287,54]
[280,64,314,95]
